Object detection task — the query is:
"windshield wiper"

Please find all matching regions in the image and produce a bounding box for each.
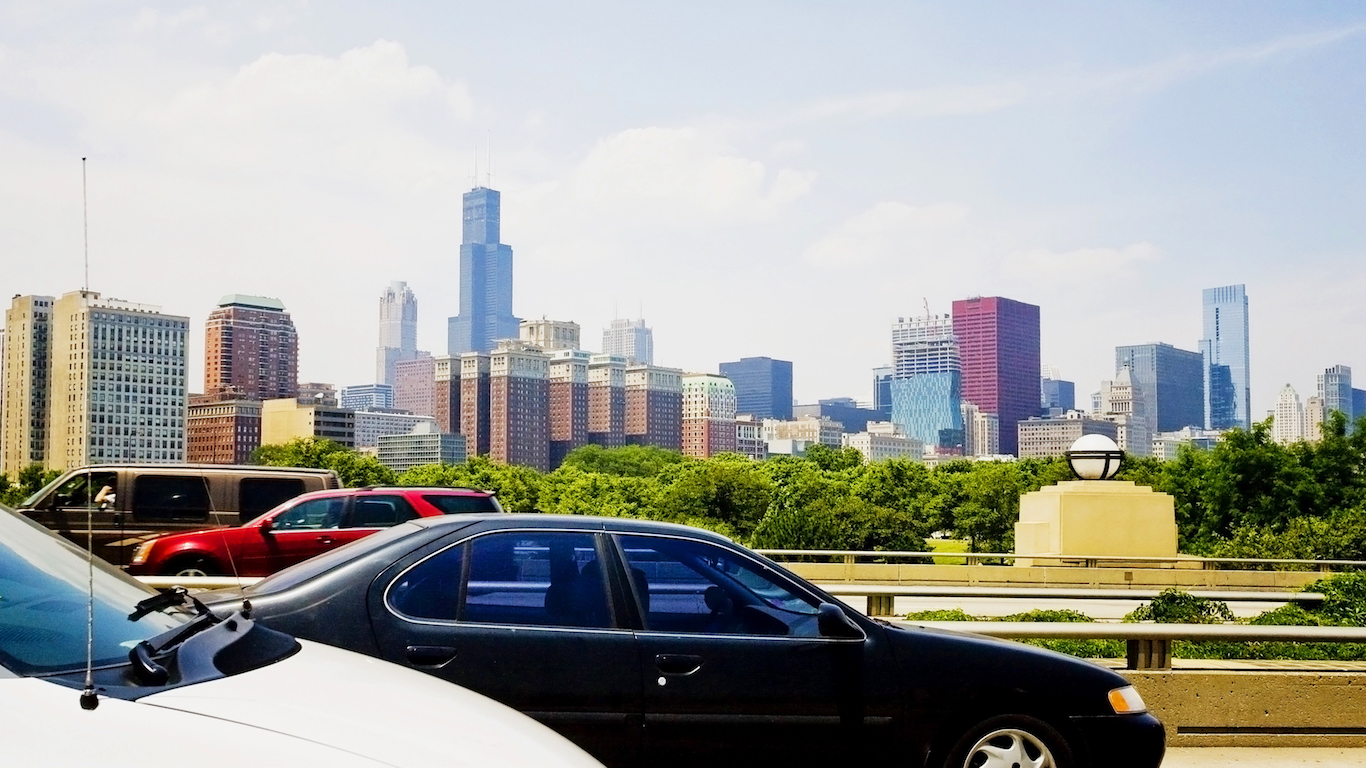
[127,586,213,622]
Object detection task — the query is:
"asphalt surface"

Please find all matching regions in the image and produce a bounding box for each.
[1163,748,1366,766]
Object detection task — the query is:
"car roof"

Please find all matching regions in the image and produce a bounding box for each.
[288,486,495,500]
[404,513,734,543]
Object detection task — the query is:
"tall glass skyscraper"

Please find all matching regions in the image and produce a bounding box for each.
[1199,285,1251,430]
[1114,343,1205,435]
[890,315,963,450]
[718,356,793,420]
[448,187,521,356]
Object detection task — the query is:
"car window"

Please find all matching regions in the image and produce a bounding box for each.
[456,531,612,629]
[272,498,344,530]
[388,542,464,621]
[132,475,211,521]
[44,471,118,509]
[421,494,502,514]
[618,535,820,637]
[349,495,419,528]
[239,478,306,523]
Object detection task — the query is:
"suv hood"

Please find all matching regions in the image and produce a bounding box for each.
[140,639,603,768]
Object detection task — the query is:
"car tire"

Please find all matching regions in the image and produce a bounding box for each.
[161,556,218,578]
[943,713,1074,768]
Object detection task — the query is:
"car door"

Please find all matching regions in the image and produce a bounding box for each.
[368,528,641,767]
[239,496,348,574]
[615,533,871,766]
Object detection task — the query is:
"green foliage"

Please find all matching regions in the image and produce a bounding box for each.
[1302,571,1366,626]
[803,444,865,473]
[1125,588,1235,624]
[0,464,62,507]
[751,496,927,553]
[951,461,1025,553]
[904,608,977,621]
[560,444,685,478]
[998,609,1094,623]
[655,456,773,537]
[252,437,395,487]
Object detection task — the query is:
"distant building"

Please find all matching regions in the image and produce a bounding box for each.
[1040,377,1075,415]
[734,414,766,461]
[448,187,521,355]
[719,357,793,421]
[603,317,654,364]
[842,422,923,463]
[1151,427,1224,460]
[588,354,627,448]
[394,355,436,417]
[549,350,590,467]
[378,422,467,472]
[960,401,1000,457]
[953,296,1040,456]
[1304,395,1326,442]
[353,410,436,449]
[1097,367,1150,457]
[1200,285,1251,429]
[489,340,549,471]
[1017,413,1120,458]
[261,397,355,449]
[520,318,580,351]
[376,281,420,387]
[792,397,881,434]
[682,374,736,458]
[762,416,843,448]
[1318,365,1355,424]
[1115,343,1205,436]
[1272,384,1305,445]
[206,294,298,401]
[459,353,492,457]
[187,397,261,465]
[1,295,52,476]
[766,438,814,457]
[890,314,963,450]
[625,364,683,452]
[46,291,189,469]
[872,364,894,421]
[341,384,394,411]
[296,383,338,407]
[432,355,460,434]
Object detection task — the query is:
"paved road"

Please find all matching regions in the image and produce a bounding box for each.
[1164,748,1366,766]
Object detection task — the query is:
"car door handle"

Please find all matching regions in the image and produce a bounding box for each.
[655,654,703,676]
[405,645,458,667]
[316,535,334,544]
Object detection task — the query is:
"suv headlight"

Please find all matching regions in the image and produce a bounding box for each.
[130,541,155,565]
[1108,685,1148,714]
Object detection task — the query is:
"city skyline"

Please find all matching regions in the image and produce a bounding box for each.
[4,4,1364,417]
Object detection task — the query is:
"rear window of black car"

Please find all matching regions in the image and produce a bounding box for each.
[422,494,502,514]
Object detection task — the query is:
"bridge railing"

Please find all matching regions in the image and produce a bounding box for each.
[755,548,1366,571]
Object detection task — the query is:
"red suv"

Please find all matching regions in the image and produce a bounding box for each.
[127,487,503,577]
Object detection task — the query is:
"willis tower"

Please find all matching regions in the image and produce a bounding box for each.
[448,186,521,354]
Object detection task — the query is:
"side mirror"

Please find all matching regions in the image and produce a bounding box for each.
[258,518,274,534]
[817,602,865,640]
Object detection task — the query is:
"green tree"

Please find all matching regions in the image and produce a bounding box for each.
[803,443,864,473]
[657,455,773,538]
[951,461,1024,553]
[1126,588,1234,624]
[252,437,395,487]
[560,444,686,478]
[1,464,63,506]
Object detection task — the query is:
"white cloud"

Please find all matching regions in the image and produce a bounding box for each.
[803,201,971,267]
[571,126,814,222]
[1001,242,1161,282]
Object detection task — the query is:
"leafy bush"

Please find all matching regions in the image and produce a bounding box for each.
[1125,588,1234,624]
[903,608,977,621]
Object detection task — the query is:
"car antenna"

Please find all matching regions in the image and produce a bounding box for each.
[80,466,98,710]
[206,476,251,617]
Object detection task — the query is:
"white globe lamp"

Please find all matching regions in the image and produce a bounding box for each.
[1065,434,1124,481]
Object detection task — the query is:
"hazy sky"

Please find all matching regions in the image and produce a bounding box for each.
[3,2,1364,416]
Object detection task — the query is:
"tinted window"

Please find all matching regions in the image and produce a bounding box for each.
[389,543,464,620]
[272,498,344,530]
[619,535,820,637]
[350,495,419,528]
[461,532,611,629]
[239,478,307,522]
[422,494,501,514]
[132,476,211,521]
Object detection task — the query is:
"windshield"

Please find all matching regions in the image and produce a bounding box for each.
[0,504,188,676]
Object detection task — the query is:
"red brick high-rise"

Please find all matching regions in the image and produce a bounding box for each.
[460,353,491,457]
[549,350,590,468]
[204,295,298,401]
[626,364,682,451]
[588,354,626,448]
[432,355,460,434]
[489,341,549,471]
[186,395,261,464]
[394,354,436,416]
[951,296,1040,456]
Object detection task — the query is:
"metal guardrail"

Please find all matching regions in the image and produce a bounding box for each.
[816,583,1324,617]
[896,619,1366,670]
[756,548,1366,570]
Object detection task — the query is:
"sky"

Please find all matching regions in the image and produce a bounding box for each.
[2,2,1364,417]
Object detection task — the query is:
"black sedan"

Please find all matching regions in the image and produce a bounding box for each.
[206,514,1165,768]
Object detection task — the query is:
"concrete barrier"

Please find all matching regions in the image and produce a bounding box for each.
[781,561,1323,591]
[1121,670,1366,747]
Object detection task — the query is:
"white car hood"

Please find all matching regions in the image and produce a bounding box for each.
[141,639,604,768]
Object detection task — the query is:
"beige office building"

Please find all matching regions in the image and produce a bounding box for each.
[520,318,581,351]
[2,295,54,475]
[45,291,189,470]
[262,397,356,449]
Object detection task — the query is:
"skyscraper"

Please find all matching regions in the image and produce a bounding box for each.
[2,295,53,476]
[603,317,654,364]
[488,340,549,471]
[1318,365,1354,424]
[1200,285,1251,430]
[1272,384,1304,445]
[890,314,963,450]
[205,294,298,401]
[376,281,419,387]
[47,290,189,469]
[549,350,590,467]
[626,364,683,451]
[682,374,737,458]
[588,354,627,448]
[1114,343,1205,435]
[448,187,521,356]
[872,364,893,421]
[951,296,1040,456]
[718,357,793,420]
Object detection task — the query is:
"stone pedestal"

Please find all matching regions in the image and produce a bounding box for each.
[1014,480,1177,567]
